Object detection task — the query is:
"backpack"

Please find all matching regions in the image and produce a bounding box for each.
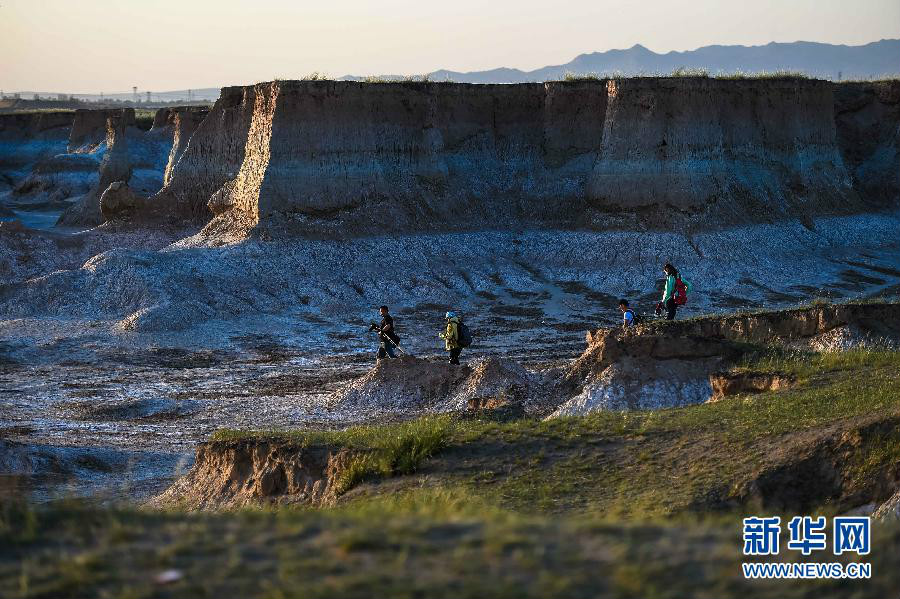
[674,276,688,306]
[457,321,473,348]
[624,309,640,326]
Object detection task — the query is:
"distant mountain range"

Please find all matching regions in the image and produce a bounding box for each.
[12,39,898,102]
[347,39,900,83]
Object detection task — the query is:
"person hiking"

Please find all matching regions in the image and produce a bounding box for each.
[370,305,401,361]
[619,299,636,328]
[656,262,691,320]
[439,311,463,365]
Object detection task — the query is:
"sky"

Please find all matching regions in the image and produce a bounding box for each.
[1,0,898,94]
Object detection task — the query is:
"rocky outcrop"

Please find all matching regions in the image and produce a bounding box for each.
[552,302,900,416]
[150,107,178,131]
[99,181,143,220]
[96,112,134,188]
[148,439,353,509]
[708,371,796,402]
[149,78,896,239]
[0,111,74,140]
[3,106,186,221]
[57,110,134,226]
[67,108,134,153]
[0,108,188,218]
[150,106,209,134]
[330,355,545,415]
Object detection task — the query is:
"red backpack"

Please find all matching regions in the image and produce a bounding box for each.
[674,276,688,306]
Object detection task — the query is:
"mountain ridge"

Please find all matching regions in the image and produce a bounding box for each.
[8,39,898,102]
[346,38,900,83]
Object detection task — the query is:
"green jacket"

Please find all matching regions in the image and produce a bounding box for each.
[662,274,692,302]
[440,317,460,350]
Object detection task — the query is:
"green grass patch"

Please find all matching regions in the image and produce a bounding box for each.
[2,497,897,598]
[215,416,453,495]
[211,348,900,516]
[669,67,710,78]
[562,72,604,82]
[1,108,76,115]
[3,348,900,596]
[212,414,451,450]
[403,349,900,518]
[715,70,810,80]
[133,109,155,130]
[363,74,435,83]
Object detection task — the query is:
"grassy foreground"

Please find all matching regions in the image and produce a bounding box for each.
[2,349,899,598]
[2,497,898,599]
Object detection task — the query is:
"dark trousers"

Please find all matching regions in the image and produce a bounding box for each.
[665,298,677,320]
[377,340,398,360]
[449,347,462,365]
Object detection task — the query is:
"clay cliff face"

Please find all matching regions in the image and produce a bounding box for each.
[57,110,135,225]
[155,78,898,238]
[162,107,210,187]
[0,112,73,176]
[153,87,258,220]
[1,106,208,224]
[159,80,612,234]
[68,108,135,154]
[589,78,855,223]
[834,81,900,206]
[4,80,896,235]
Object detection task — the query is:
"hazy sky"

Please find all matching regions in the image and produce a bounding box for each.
[1,0,898,93]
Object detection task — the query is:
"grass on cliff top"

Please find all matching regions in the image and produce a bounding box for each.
[714,69,810,79]
[212,413,451,448]
[639,297,899,328]
[263,72,898,86]
[0,108,76,115]
[133,109,155,131]
[561,68,816,81]
[214,416,453,494]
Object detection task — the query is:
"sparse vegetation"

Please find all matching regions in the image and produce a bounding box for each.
[215,415,453,494]
[300,72,331,81]
[669,67,710,78]
[2,348,899,596]
[1,496,897,598]
[715,70,810,80]
[562,72,604,82]
[835,75,900,83]
[362,74,435,83]
[133,108,155,130]
[560,67,853,81]
[213,348,900,514]
[0,108,76,115]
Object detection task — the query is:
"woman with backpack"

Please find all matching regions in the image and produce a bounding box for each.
[657,262,691,320]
